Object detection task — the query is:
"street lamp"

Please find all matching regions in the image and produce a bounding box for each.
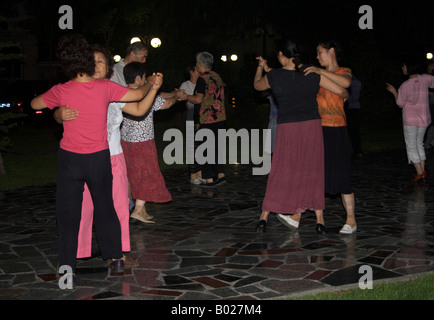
[221,55,227,62]
[427,52,433,60]
[130,37,141,44]
[113,55,121,62]
[150,38,162,48]
[230,54,238,62]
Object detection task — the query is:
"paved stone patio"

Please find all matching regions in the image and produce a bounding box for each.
[0,149,433,300]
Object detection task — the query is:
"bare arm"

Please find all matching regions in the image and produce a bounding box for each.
[386,83,404,108]
[187,92,204,105]
[122,74,164,116]
[160,89,188,110]
[118,74,158,102]
[31,95,48,110]
[53,106,79,123]
[320,75,349,99]
[253,56,271,91]
[305,66,352,88]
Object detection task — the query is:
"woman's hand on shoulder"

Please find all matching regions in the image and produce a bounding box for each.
[304,66,322,76]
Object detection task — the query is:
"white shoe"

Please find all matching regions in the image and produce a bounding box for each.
[190,178,202,185]
[277,214,299,229]
[197,177,207,184]
[339,224,357,234]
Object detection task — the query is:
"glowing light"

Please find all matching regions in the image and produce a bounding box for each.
[230,54,238,61]
[113,55,121,62]
[221,55,227,62]
[150,38,161,48]
[427,52,433,60]
[130,37,141,44]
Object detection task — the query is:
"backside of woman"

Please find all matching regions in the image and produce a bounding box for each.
[31,34,153,280]
[386,60,434,181]
[253,38,348,233]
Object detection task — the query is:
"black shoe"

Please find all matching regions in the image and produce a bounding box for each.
[201,177,226,188]
[110,259,124,273]
[316,223,326,234]
[255,220,267,233]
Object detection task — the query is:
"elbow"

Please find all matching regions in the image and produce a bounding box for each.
[253,82,262,91]
[343,90,349,99]
[31,98,43,110]
[339,89,349,99]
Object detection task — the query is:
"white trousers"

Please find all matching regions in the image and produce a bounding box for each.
[403,125,427,164]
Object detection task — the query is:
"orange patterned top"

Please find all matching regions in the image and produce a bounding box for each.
[317,67,352,127]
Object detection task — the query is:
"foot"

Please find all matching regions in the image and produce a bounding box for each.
[255,220,267,233]
[190,178,202,185]
[131,210,155,224]
[109,258,124,273]
[142,208,153,220]
[316,223,326,234]
[277,214,299,229]
[339,224,357,234]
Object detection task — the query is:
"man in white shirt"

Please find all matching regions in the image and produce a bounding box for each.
[111,42,148,86]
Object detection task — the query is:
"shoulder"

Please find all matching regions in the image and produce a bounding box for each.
[110,102,126,110]
[336,67,352,76]
[419,74,434,82]
[113,60,125,69]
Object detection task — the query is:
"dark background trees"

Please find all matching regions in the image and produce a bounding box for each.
[1,0,434,129]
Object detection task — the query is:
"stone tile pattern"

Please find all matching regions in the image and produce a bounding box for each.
[0,150,433,300]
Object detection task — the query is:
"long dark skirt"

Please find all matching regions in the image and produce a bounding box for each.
[323,126,353,195]
[262,119,325,214]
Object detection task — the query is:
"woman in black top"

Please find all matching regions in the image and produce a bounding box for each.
[253,39,348,233]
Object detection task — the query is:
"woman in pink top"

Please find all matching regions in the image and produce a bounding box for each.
[31,34,159,279]
[387,60,434,181]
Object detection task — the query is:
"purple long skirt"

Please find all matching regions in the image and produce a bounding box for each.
[262,119,325,214]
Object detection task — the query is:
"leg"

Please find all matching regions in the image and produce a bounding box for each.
[130,199,154,223]
[56,149,86,273]
[111,153,131,253]
[86,150,122,261]
[315,209,325,225]
[341,193,356,227]
[76,183,93,259]
[404,125,423,175]
[259,210,270,221]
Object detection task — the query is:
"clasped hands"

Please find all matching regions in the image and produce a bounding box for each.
[256,56,323,76]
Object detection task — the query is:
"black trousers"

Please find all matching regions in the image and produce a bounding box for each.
[199,121,226,179]
[345,108,363,155]
[56,148,122,272]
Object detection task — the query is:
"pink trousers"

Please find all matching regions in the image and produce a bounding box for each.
[76,152,130,258]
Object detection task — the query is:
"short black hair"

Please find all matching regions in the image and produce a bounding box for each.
[56,34,95,80]
[184,62,195,80]
[403,59,425,75]
[123,62,146,84]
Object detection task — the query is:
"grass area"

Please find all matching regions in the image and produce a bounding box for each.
[289,273,434,300]
[0,122,60,190]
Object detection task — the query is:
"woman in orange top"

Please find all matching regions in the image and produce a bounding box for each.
[304,40,357,234]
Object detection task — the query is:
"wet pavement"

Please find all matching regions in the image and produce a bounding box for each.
[0,148,433,300]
